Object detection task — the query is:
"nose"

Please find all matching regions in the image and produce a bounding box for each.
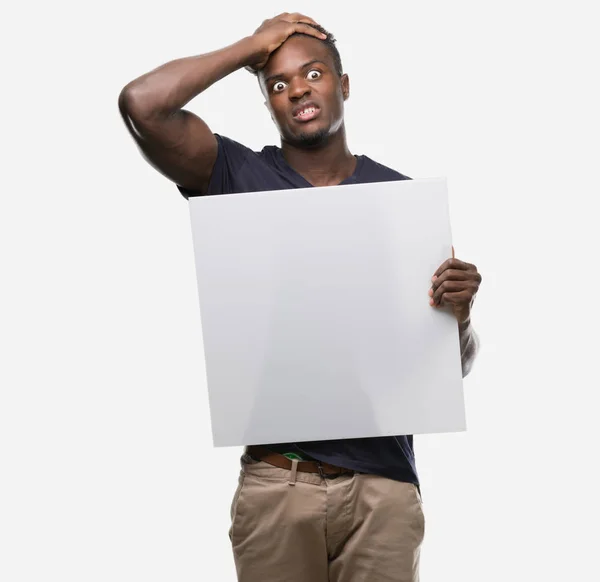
[288,76,311,101]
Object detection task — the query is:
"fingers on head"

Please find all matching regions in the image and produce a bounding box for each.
[288,12,317,24]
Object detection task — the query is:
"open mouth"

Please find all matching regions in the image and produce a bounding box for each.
[293,105,320,122]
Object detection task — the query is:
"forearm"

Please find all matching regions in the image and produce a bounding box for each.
[458,319,479,377]
[120,36,259,118]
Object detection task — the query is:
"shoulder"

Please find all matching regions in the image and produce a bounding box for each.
[357,155,412,182]
[215,135,284,169]
[178,134,276,199]
[214,133,260,160]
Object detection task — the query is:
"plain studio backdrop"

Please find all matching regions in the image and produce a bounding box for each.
[1,1,598,580]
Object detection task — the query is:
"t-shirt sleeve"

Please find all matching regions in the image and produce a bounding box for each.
[176,134,253,199]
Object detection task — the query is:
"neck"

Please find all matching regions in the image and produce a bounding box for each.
[280,125,356,187]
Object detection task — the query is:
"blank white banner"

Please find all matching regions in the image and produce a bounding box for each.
[189,178,465,447]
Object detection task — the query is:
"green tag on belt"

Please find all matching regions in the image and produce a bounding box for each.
[282,452,305,461]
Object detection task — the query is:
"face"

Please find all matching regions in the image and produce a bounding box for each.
[258,35,350,148]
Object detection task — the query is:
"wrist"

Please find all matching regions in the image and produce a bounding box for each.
[237,35,266,71]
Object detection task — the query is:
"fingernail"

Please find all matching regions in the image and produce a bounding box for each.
[431,276,437,282]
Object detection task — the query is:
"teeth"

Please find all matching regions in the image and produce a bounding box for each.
[299,107,315,116]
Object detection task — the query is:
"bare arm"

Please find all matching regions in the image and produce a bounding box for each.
[459,320,480,377]
[118,13,326,195]
[118,38,258,194]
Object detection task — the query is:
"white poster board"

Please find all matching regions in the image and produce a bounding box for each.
[188,178,465,447]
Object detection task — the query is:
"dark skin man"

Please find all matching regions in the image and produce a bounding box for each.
[119,13,482,580]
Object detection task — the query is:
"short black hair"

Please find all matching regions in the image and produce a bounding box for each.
[247,23,343,77]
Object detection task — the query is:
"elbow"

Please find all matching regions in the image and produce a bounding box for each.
[118,83,133,112]
[118,86,143,138]
[118,86,155,144]
[118,83,167,139]
[118,79,167,124]
[118,83,148,121]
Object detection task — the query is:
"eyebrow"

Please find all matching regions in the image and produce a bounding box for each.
[264,60,328,85]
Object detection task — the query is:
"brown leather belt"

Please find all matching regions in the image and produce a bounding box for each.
[246,445,354,477]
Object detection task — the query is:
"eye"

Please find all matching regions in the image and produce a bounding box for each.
[272,81,287,93]
[306,69,322,80]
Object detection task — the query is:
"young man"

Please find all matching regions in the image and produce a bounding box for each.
[119,12,481,582]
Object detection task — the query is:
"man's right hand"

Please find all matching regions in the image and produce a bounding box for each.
[245,12,326,73]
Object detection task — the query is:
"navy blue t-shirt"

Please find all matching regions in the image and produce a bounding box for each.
[179,134,420,488]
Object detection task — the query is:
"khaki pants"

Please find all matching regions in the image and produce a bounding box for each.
[229,454,425,582]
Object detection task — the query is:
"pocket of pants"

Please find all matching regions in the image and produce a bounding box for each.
[412,484,426,540]
[228,472,246,542]
[413,484,423,505]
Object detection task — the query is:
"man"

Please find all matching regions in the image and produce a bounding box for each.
[119,12,481,582]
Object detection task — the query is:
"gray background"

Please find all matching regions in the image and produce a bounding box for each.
[1,0,598,580]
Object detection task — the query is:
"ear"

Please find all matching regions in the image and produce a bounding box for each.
[341,73,350,101]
